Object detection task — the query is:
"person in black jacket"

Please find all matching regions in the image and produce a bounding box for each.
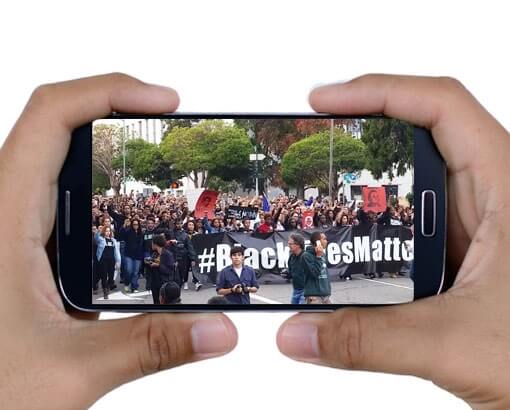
[170,219,200,291]
[147,234,178,305]
[123,219,144,293]
[142,218,156,291]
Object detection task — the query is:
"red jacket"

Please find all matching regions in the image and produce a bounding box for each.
[257,223,273,233]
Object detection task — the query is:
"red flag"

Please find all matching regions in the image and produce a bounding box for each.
[362,187,387,213]
[195,190,219,219]
[302,210,315,229]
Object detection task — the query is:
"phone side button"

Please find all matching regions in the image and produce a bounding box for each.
[65,190,71,235]
[421,190,436,237]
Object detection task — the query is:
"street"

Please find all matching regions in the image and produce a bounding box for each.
[93,274,412,305]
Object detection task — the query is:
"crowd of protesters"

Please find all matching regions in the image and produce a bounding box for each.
[91,189,414,303]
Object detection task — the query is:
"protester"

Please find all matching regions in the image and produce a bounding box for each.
[287,233,307,304]
[147,234,179,305]
[171,219,201,291]
[123,219,144,293]
[303,231,332,304]
[159,281,182,304]
[216,246,259,304]
[94,226,121,299]
[207,296,232,305]
[142,218,156,291]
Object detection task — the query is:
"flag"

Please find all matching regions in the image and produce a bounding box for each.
[262,193,270,212]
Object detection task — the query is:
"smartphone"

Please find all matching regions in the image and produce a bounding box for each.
[56,113,447,311]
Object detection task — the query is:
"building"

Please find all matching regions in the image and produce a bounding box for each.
[123,118,164,144]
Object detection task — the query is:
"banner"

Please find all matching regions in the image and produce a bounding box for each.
[226,206,259,220]
[362,187,387,213]
[194,190,219,218]
[191,226,413,283]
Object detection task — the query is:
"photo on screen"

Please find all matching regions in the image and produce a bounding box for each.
[91,117,414,305]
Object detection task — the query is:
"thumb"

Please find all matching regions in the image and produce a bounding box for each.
[77,313,237,395]
[276,300,442,379]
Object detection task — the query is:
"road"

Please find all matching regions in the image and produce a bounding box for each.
[93,273,412,305]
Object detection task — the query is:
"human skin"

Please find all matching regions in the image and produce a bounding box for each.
[277,74,510,409]
[0,73,238,410]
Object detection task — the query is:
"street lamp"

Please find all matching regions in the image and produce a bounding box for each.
[247,128,258,196]
[247,128,266,197]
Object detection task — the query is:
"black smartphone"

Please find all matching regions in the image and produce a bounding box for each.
[57,113,447,311]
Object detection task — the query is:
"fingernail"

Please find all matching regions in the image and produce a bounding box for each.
[191,318,233,357]
[279,322,319,360]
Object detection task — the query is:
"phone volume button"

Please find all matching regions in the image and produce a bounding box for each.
[65,190,71,235]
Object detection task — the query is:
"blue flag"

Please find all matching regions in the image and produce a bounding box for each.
[262,194,270,212]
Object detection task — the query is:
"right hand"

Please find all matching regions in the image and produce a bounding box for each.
[315,242,324,257]
[277,75,510,408]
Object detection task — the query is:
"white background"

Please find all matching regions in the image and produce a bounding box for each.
[1,1,508,409]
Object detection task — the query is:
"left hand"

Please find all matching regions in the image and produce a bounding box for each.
[0,73,238,410]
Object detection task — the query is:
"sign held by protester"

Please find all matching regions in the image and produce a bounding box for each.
[302,210,315,229]
[194,190,219,218]
[362,187,387,213]
[227,206,259,220]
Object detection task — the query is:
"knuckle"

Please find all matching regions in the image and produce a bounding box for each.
[29,83,57,106]
[107,71,138,85]
[329,309,366,370]
[138,315,189,376]
[437,76,466,94]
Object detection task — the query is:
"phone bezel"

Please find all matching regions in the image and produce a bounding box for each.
[56,113,447,312]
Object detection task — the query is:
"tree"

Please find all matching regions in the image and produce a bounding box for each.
[206,176,242,193]
[112,139,178,190]
[281,130,367,198]
[92,165,110,194]
[92,124,123,195]
[361,119,413,179]
[161,118,200,139]
[233,118,360,190]
[294,118,357,136]
[160,120,252,189]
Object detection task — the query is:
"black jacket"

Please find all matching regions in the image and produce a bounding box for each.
[158,248,177,283]
[171,229,197,261]
[124,228,144,259]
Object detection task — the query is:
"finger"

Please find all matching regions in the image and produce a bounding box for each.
[1,72,179,189]
[309,73,510,251]
[0,73,179,242]
[75,313,237,396]
[277,300,444,379]
[309,74,509,174]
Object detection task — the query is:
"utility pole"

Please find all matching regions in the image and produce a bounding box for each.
[122,119,126,195]
[328,118,334,198]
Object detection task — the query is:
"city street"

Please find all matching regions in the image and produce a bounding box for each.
[93,274,412,305]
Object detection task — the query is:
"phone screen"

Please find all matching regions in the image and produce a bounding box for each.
[91,117,414,306]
